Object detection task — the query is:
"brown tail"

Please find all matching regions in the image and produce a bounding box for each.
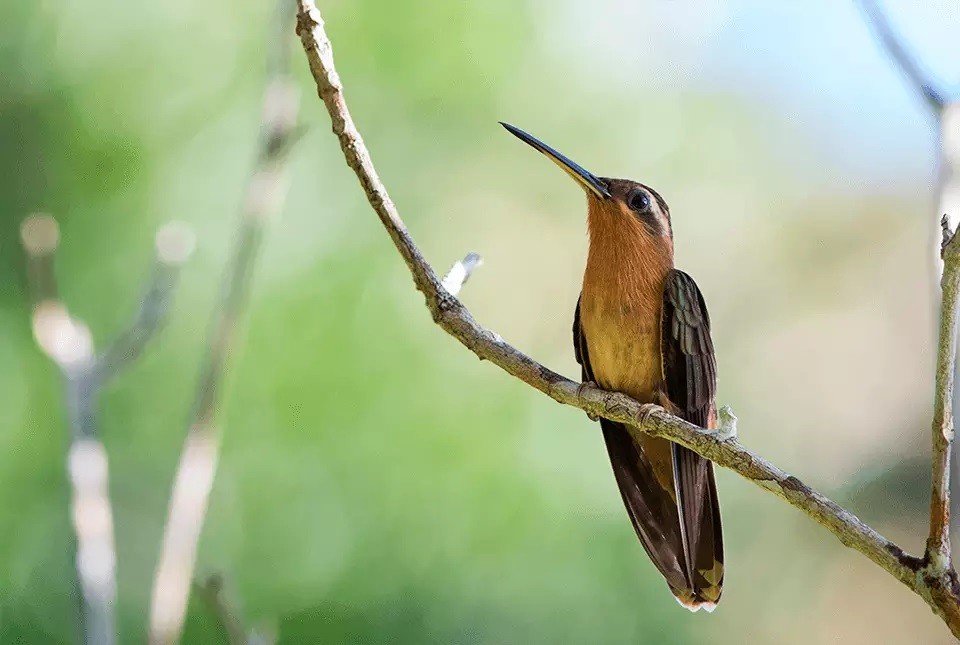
[601,420,724,610]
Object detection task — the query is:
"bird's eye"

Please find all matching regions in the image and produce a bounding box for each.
[627,190,651,213]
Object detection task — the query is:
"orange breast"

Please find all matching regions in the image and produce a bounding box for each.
[580,188,673,400]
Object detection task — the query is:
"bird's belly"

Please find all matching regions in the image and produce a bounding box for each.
[582,309,662,402]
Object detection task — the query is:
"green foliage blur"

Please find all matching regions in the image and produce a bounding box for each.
[0,1,952,643]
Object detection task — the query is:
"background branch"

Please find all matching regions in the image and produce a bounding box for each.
[297,1,960,636]
[195,574,274,645]
[20,215,190,645]
[146,3,300,642]
[96,224,196,382]
[856,0,945,114]
[857,0,960,274]
[929,222,960,574]
[856,0,960,578]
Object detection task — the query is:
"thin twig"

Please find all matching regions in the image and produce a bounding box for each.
[296,1,960,636]
[21,214,60,306]
[20,215,190,645]
[929,224,960,574]
[146,4,300,643]
[97,224,196,382]
[939,104,960,272]
[856,0,945,114]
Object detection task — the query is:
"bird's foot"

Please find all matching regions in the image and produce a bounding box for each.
[655,390,680,416]
[577,381,600,421]
[715,405,738,441]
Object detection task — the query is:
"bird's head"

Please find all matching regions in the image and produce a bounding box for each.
[500,122,673,246]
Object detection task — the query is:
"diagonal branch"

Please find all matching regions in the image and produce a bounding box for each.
[146,3,300,642]
[296,1,960,636]
[855,0,945,115]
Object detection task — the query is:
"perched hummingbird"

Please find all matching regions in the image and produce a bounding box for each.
[501,122,723,611]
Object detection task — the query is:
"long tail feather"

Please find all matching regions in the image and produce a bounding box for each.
[673,444,724,607]
[602,420,723,609]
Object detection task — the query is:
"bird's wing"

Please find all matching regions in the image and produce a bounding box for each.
[660,270,716,426]
[572,295,592,382]
[660,269,724,607]
[573,296,690,598]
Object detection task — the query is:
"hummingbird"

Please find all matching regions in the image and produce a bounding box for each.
[501,122,723,611]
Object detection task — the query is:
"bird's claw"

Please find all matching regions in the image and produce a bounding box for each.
[715,405,738,441]
[578,380,600,421]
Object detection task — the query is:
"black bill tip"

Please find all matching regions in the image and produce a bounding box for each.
[499,121,610,199]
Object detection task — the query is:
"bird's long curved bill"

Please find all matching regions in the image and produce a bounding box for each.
[500,122,610,199]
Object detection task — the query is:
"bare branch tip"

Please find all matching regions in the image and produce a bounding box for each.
[20,213,60,256]
[296,2,324,30]
[155,221,196,266]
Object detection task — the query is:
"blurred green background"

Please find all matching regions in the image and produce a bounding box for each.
[2,0,959,643]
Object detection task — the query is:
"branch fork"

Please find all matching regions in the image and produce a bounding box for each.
[20,215,193,645]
